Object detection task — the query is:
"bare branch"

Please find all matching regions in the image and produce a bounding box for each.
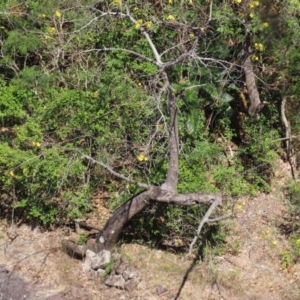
[207,0,213,24]
[187,197,222,257]
[281,96,297,180]
[156,192,222,206]
[78,48,156,65]
[124,5,162,65]
[162,51,193,70]
[68,149,151,189]
[207,214,233,223]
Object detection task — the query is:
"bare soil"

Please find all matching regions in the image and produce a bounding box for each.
[0,160,300,300]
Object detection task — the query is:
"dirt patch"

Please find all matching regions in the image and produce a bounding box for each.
[0,161,300,299]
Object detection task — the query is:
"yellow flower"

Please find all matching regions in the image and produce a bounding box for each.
[111,0,122,5]
[167,15,176,21]
[39,13,46,18]
[137,154,148,162]
[249,1,259,8]
[145,21,152,29]
[135,19,143,29]
[249,12,255,18]
[47,27,56,34]
[262,22,269,28]
[44,35,52,40]
[32,141,41,148]
[168,0,173,3]
[233,0,242,4]
[189,33,195,38]
[54,11,61,18]
[272,240,278,245]
[9,171,15,177]
[133,7,139,12]
[296,239,300,245]
[251,55,259,61]
[254,42,264,51]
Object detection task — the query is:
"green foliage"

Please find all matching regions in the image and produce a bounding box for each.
[77,234,88,245]
[0,0,297,247]
[280,251,292,269]
[3,30,41,56]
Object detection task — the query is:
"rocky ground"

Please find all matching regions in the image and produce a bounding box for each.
[0,160,300,300]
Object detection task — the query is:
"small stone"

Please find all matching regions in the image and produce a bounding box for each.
[156,284,168,296]
[123,269,138,281]
[115,262,128,275]
[105,274,125,289]
[124,278,140,292]
[91,268,106,278]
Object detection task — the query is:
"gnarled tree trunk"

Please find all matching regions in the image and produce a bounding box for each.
[62,5,223,258]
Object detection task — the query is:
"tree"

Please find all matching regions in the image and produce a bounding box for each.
[0,0,299,257]
[63,2,225,257]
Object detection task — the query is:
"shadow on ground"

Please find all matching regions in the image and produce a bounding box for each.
[0,264,72,300]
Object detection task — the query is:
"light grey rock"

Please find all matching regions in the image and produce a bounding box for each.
[122,269,138,281]
[91,268,106,278]
[112,252,122,261]
[82,249,96,273]
[91,250,111,270]
[105,274,125,289]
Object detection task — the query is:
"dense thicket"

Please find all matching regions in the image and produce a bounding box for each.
[0,0,299,247]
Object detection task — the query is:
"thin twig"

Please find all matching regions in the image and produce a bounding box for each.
[67,148,151,189]
[187,197,222,257]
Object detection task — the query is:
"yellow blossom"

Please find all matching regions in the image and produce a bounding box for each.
[271,240,278,245]
[249,12,255,18]
[254,42,264,51]
[54,11,61,18]
[167,15,176,21]
[111,0,122,5]
[249,1,259,8]
[168,0,173,3]
[39,13,46,18]
[137,154,148,162]
[296,239,300,245]
[32,141,41,148]
[133,7,139,12]
[145,21,152,29]
[135,19,143,29]
[262,22,269,28]
[233,0,242,4]
[47,27,56,34]
[9,171,15,177]
[251,55,259,61]
[189,33,195,38]
[44,35,52,40]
